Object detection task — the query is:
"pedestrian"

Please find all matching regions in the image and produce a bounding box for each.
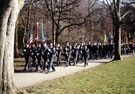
[83,45,89,67]
[72,42,79,65]
[48,43,56,73]
[31,44,38,71]
[56,43,62,65]
[42,43,49,71]
[36,43,43,71]
[22,44,31,71]
[79,42,84,62]
[64,42,71,66]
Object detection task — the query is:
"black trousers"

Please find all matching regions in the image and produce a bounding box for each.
[48,55,55,72]
[84,56,88,67]
[24,57,30,70]
[37,57,42,69]
[32,57,38,70]
[43,58,48,71]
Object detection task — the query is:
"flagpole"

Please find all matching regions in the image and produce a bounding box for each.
[36,22,39,41]
[29,25,33,45]
[41,22,45,42]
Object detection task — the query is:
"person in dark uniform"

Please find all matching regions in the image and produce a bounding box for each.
[64,42,71,66]
[122,43,126,55]
[121,43,124,55]
[72,42,79,65]
[92,43,96,59]
[90,43,94,59]
[93,42,99,59]
[96,43,99,59]
[56,44,62,65]
[79,42,84,62]
[48,43,56,73]
[99,43,103,59]
[42,43,49,71]
[31,44,38,71]
[77,44,81,62]
[106,43,110,58]
[87,41,92,60]
[129,43,134,54]
[103,43,107,58]
[124,43,127,55]
[22,44,31,71]
[108,43,114,59]
[126,44,130,55]
[83,45,89,67]
[36,43,42,71]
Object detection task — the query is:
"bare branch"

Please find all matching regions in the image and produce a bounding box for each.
[121,10,130,20]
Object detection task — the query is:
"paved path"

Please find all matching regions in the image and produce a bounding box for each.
[14,55,133,88]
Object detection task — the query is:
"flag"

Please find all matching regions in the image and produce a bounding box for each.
[109,34,113,39]
[104,33,107,43]
[41,22,45,41]
[129,33,131,38]
[29,26,33,44]
[128,33,132,43]
[109,33,113,44]
[36,22,39,41]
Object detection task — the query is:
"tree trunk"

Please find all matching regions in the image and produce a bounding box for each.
[14,20,19,57]
[0,0,24,94]
[55,32,59,44]
[113,0,122,60]
[113,21,121,60]
[112,17,115,39]
[23,28,27,47]
[52,19,56,46]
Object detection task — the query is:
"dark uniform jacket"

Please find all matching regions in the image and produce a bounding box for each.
[22,47,30,59]
[37,47,42,59]
[31,47,37,59]
[72,45,79,57]
[82,48,89,57]
[42,47,50,59]
[64,46,71,57]
[56,46,62,56]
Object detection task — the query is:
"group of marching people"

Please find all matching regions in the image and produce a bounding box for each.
[22,42,57,73]
[22,40,135,73]
[121,43,135,55]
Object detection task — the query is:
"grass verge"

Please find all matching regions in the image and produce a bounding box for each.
[23,56,135,94]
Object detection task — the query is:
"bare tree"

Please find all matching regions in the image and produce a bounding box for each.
[99,0,130,60]
[121,1,135,42]
[19,0,35,47]
[43,0,98,45]
[0,0,25,93]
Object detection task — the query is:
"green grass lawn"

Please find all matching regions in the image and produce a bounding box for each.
[23,56,135,94]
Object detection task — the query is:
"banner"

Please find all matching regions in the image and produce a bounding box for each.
[41,22,45,41]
